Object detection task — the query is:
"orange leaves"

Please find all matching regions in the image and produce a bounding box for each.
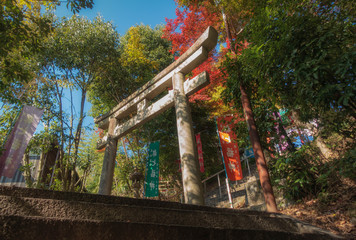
[163,1,240,117]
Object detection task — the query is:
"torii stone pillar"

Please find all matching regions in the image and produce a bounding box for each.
[94,27,218,205]
[173,72,204,205]
[98,117,118,195]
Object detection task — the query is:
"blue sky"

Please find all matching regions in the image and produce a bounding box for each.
[56,0,178,35]
[54,0,178,131]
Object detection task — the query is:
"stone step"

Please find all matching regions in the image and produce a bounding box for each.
[1,214,339,240]
[0,186,343,240]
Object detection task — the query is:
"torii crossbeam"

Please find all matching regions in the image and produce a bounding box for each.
[94,27,218,205]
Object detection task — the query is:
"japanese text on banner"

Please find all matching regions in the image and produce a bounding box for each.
[217,116,243,181]
[145,141,160,197]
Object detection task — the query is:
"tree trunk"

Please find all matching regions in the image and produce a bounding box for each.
[70,88,87,191]
[54,82,67,190]
[221,5,278,212]
[240,84,278,212]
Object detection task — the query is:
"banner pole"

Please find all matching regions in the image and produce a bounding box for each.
[143,141,151,199]
[215,118,233,208]
[225,177,233,208]
[247,157,251,176]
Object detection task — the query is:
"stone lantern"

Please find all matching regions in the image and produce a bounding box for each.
[129,168,144,198]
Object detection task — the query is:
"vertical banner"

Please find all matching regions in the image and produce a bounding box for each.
[217,116,243,181]
[176,159,181,172]
[195,134,204,173]
[145,141,160,197]
[0,106,44,178]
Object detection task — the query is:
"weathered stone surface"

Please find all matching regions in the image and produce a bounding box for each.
[0,186,343,240]
[245,175,267,210]
[94,27,218,129]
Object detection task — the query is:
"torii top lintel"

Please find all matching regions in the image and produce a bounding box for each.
[94,26,218,130]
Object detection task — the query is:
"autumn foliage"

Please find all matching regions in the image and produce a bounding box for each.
[163,1,233,115]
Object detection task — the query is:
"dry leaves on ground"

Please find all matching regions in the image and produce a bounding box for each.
[280,179,356,239]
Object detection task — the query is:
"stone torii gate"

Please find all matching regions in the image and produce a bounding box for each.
[94,27,218,205]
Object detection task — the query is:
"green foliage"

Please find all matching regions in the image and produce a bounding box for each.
[66,0,94,13]
[337,148,356,180]
[270,139,356,201]
[121,24,172,81]
[270,144,323,200]
[139,108,179,179]
[0,0,93,104]
[218,0,356,202]
[113,141,146,197]
[37,15,126,191]
[42,15,120,88]
[19,161,34,187]
[0,105,22,148]
[223,0,356,122]
[75,131,104,193]
[88,24,173,118]
[88,25,177,195]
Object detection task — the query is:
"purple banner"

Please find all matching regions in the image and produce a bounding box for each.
[195,134,204,173]
[0,106,43,178]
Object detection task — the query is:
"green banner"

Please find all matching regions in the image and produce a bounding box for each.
[145,141,160,197]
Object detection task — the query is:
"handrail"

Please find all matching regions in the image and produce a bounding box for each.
[202,169,225,183]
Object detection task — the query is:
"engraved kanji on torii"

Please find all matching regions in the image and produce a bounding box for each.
[94,27,218,205]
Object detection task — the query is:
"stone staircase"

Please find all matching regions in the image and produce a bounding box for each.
[204,177,246,208]
[0,186,343,240]
[204,163,267,210]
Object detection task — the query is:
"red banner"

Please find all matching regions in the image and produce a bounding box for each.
[0,106,43,178]
[217,116,243,181]
[176,159,181,172]
[195,133,204,173]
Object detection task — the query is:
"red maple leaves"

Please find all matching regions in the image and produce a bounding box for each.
[163,2,224,103]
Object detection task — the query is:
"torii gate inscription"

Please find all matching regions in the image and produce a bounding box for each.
[94,27,218,205]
